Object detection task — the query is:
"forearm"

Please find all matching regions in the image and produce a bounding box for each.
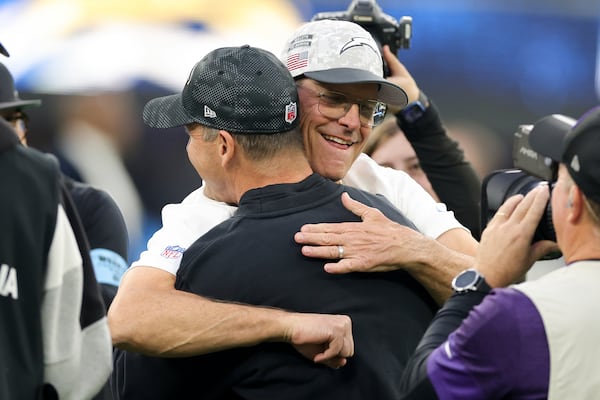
[109,267,292,357]
[396,229,477,305]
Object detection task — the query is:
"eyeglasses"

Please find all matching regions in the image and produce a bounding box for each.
[2,111,29,141]
[298,85,387,128]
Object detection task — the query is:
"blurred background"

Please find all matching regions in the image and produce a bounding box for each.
[1,0,599,260]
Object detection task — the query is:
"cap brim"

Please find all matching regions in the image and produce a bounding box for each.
[0,42,9,57]
[143,93,194,129]
[304,68,408,107]
[529,114,576,162]
[0,99,41,111]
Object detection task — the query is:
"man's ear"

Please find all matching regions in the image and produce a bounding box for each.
[218,130,236,167]
[567,185,583,222]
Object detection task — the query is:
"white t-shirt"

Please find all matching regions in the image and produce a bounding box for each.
[132,153,466,275]
[131,186,236,275]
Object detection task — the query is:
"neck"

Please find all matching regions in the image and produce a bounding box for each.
[232,153,313,203]
[561,222,600,264]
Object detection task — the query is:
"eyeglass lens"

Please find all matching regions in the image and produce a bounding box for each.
[299,85,386,127]
[318,91,386,127]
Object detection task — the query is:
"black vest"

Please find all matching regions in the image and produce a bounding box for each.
[0,119,60,399]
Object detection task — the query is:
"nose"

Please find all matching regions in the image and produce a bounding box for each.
[337,103,362,130]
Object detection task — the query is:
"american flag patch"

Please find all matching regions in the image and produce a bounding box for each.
[287,51,309,71]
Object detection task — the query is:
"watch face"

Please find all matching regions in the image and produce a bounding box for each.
[454,269,478,289]
[401,102,426,124]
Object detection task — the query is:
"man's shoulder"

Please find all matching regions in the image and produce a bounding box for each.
[161,186,236,228]
[7,146,62,204]
[348,153,410,178]
[345,153,412,195]
[63,177,121,217]
[17,146,61,179]
[341,185,417,230]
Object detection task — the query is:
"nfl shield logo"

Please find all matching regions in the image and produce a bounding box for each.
[160,245,186,259]
[285,102,297,124]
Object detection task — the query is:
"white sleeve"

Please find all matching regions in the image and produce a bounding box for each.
[344,154,467,239]
[131,187,237,275]
[42,204,112,400]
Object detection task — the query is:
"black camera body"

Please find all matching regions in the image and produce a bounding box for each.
[481,115,575,256]
[311,0,412,77]
[512,124,556,182]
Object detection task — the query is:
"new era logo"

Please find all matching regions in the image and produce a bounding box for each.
[204,105,217,118]
[570,155,581,172]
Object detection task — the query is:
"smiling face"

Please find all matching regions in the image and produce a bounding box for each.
[296,78,379,182]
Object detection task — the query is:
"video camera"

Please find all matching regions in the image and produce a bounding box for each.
[311,0,412,77]
[481,115,576,257]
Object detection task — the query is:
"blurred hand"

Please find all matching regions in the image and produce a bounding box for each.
[284,312,354,369]
[475,185,559,287]
[295,192,426,274]
[382,45,419,113]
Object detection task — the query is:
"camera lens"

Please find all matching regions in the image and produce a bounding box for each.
[481,169,556,243]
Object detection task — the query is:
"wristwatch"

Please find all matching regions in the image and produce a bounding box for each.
[397,90,429,124]
[451,269,491,294]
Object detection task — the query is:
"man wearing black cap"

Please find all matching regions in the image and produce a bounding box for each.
[112,44,441,399]
[397,107,600,399]
[110,20,478,364]
[0,96,111,398]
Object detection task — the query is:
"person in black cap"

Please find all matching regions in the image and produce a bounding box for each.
[0,61,129,310]
[0,101,112,398]
[396,106,600,399]
[111,44,441,399]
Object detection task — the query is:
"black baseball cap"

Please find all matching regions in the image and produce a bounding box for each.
[530,106,600,203]
[143,45,299,134]
[0,63,41,111]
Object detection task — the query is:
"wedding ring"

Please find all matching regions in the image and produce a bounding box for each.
[496,212,507,217]
[337,245,345,259]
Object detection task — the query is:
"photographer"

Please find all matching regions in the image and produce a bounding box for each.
[394,106,600,399]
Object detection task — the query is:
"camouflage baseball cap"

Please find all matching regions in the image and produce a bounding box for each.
[281,20,408,107]
[144,45,299,134]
